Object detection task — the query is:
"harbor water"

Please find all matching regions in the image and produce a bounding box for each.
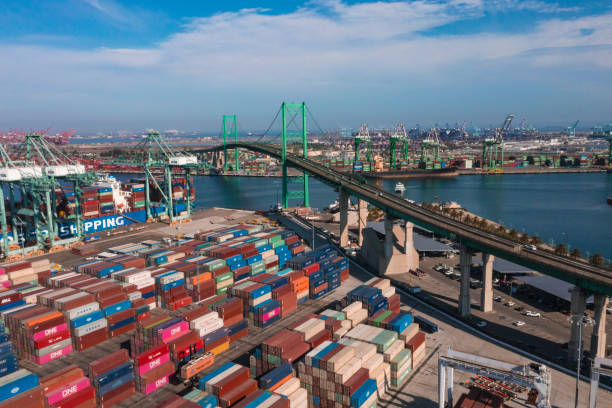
[116,172,611,258]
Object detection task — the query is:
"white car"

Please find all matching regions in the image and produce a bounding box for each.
[505,301,515,307]
[523,244,537,251]
[513,321,526,327]
[524,311,541,317]
[477,321,487,328]
[494,296,503,302]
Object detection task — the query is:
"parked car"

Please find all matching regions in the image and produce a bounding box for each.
[494,296,503,302]
[524,311,541,317]
[513,321,526,327]
[523,244,537,251]
[477,321,487,328]
[514,306,524,312]
[505,300,515,307]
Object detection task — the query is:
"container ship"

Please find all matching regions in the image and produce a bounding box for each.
[1,174,194,245]
[360,167,459,179]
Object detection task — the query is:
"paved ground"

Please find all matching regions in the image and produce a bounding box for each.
[278,213,612,408]
[411,255,612,363]
[16,209,612,407]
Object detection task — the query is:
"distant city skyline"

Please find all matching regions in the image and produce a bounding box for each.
[0,0,611,132]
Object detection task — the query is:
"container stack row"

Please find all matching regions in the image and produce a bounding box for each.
[89,349,136,408]
[3,304,72,364]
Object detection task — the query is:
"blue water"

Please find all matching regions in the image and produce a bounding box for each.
[114,173,611,258]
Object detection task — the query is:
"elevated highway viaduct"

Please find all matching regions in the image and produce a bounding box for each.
[193,142,612,361]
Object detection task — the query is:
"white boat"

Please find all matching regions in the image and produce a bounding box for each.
[394,182,406,194]
[326,200,339,212]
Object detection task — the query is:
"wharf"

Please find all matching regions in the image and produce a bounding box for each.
[458,167,606,175]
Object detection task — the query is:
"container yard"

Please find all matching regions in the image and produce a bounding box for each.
[0,207,606,408]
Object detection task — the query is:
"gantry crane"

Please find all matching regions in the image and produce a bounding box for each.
[0,133,97,259]
[438,348,552,408]
[139,131,203,224]
[103,130,203,224]
[482,114,514,172]
[420,128,442,168]
[354,123,372,163]
[567,120,579,139]
[389,123,410,169]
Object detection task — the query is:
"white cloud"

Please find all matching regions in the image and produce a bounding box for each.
[0,0,610,129]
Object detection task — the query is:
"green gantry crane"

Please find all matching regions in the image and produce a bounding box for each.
[0,133,97,258]
[140,130,207,223]
[390,123,410,170]
[354,123,372,163]
[482,114,514,172]
[420,128,442,167]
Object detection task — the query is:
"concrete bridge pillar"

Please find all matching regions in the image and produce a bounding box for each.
[591,294,609,359]
[339,187,349,248]
[357,199,368,246]
[380,215,419,276]
[569,286,587,363]
[480,253,494,313]
[383,216,394,262]
[459,244,473,318]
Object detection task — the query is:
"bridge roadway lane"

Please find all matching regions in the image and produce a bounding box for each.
[205,142,612,296]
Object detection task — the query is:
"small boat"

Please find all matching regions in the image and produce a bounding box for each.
[326,200,339,212]
[395,182,406,194]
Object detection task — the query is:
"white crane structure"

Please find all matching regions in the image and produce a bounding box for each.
[438,348,552,408]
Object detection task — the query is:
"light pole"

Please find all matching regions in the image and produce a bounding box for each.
[571,315,593,408]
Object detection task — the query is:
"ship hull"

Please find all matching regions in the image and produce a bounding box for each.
[359,167,459,179]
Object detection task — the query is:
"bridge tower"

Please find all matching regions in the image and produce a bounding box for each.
[354,124,372,163]
[281,102,309,208]
[222,115,238,171]
[390,123,410,169]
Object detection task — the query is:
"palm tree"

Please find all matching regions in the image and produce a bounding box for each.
[569,248,581,259]
[508,229,519,241]
[589,253,604,266]
[530,235,542,246]
[478,218,488,230]
[496,224,506,234]
[555,243,568,256]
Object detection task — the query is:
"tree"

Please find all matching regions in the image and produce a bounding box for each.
[449,209,458,219]
[555,243,568,256]
[508,229,519,241]
[530,235,542,246]
[589,253,604,266]
[463,215,472,224]
[496,224,506,234]
[518,234,530,244]
[569,248,581,259]
[478,218,488,230]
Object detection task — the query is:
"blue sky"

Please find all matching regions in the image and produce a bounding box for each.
[0,0,611,132]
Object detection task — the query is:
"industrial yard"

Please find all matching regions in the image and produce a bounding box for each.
[0,208,608,408]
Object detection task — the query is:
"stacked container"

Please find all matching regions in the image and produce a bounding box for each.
[133,343,175,395]
[98,187,115,215]
[250,329,310,377]
[81,188,99,219]
[198,362,257,408]
[4,304,72,364]
[89,349,135,408]
[40,365,94,408]
[298,340,379,408]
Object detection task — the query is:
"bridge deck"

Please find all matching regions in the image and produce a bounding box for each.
[193,142,612,296]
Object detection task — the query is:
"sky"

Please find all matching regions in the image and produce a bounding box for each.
[0,0,611,133]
